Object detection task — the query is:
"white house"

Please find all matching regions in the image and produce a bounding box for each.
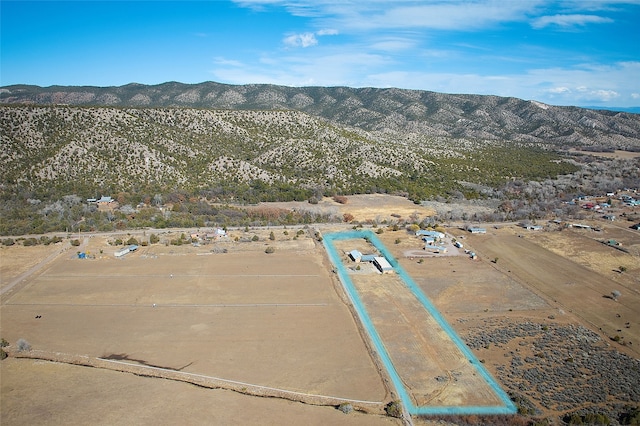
[425,245,447,253]
[206,228,227,240]
[416,230,445,239]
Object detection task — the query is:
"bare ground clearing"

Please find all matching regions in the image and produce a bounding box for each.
[377,223,639,420]
[2,195,639,423]
[261,193,435,223]
[462,228,640,358]
[331,237,507,410]
[1,357,397,426]
[1,231,394,424]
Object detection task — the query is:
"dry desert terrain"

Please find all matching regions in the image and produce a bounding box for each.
[2,195,639,424]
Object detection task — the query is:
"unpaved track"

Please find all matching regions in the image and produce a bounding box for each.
[1,243,71,298]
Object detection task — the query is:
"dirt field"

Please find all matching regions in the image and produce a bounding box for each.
[568,148,640,160]
[262,193,435,223]
[1,357,397,426]
[376,222,639,420]
[2,195,639,423]
[464,227,640,358]
[330,237,509,410]
[1,230,397,425]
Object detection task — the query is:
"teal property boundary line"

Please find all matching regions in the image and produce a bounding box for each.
[323,229,517,416]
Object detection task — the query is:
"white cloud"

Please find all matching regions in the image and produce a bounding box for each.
[369,37,417,51]
[211,47,388,87]
[316,28,338,36]
[531,14,613,29]
[235,0,545,31]
[542,87,619,101]
[213,57,244,67]
[283,32,318,48]
[282,28,337,48]
[223,1,639,106]
[365,62,639,106]
[548,87,571,94]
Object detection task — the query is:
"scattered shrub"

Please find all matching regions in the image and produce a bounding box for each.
[149,234,160,244]
[16,338,31,352]
[70,239,81,247]
[564,412,610,425]
[333,195,348,204]
[620,404,640,424]
[23,237,38,246]
[385,401,402,418]
[251,235,259,241]
[2,238,15,246]
[269,231,275,241]
[126,237,139,245]
[337,403,353,414]
[0,337,8,358]
[265,246,275,254]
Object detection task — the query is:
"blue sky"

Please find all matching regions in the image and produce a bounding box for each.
[1,0,639,107]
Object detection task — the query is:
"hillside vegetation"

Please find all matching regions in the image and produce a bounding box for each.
[1,81,639,235]
[1,104,578,203]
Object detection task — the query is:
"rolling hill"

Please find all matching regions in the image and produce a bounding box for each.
[1,82,639,205]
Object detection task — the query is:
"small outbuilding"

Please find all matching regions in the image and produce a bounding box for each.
[114,244,138,258]
[373,257,393,274]
[349,250,363,262]
[425,245,447,253]
[468,227,486,234]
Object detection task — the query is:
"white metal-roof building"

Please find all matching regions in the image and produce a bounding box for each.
[468,227,487,234]
[416,230,445,239]
[373,256,393,274]
[349,250,363,262]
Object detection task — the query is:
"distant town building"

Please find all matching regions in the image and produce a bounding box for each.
[523,225,543,231]
[468,227,486,234]
[571,224,591,230]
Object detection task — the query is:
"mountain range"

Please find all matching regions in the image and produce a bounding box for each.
[1,82,639,203]
[3,81,640,149]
